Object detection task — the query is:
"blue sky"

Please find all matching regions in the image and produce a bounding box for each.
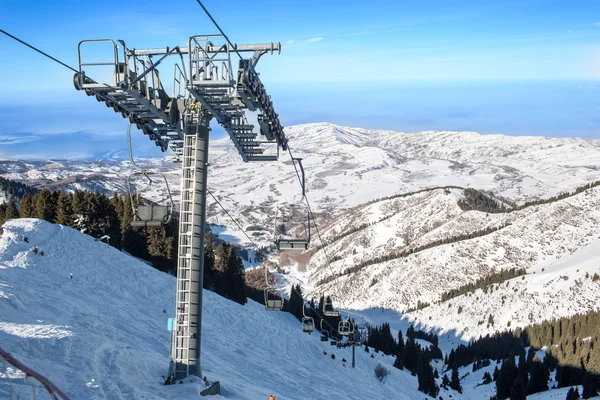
[1,0,599,159]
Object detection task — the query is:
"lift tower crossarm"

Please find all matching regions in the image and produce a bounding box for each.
[131,42,280,57]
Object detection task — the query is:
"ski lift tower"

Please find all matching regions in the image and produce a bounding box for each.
[74,34,287,383]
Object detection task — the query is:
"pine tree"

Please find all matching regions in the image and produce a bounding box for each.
[288,283,304,321]
[582,372,599,399]
[55,191,72,225]
[5,199,19,219]
[442,374,450,388]
[497,358,516,399]
[0,203,6,226]
[566,387,581,400]
[19,195,33,217]
[482,371,492,385]
[510,376,526,400]
[203,232,216,289]
[403,337,419,373]
[527,355,549,395]
[393,353,404,370]
[417,355,438,397]
[450,366,462,393]
[222,244,246,304]
[35,189,56,222]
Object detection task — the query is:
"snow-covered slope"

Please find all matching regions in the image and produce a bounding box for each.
[2,123,600,247]
[410,236,600,347]
[299,184,600,350]
[0,219,429,399]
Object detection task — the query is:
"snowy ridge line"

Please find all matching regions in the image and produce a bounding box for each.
[313,180,600,288]
[0,345,70,400]
[364,185,465,207]
[316,219,514,287]
[315,185,466,251]
[319,179,600,253]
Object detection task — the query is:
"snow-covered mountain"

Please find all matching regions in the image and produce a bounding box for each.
[302,185,600,347]
[2,123,600,349]
[3,122,600,211]
[0,218,431,399]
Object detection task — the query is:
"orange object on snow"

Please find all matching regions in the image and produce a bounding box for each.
[269,395,275,400]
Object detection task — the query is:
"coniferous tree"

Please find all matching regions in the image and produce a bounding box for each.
[497,358,516,399]
[442,374,450,388]
[482,371,492,385]
[146,226,174,273]
[288,283,304,321]
[0,203,6,226]
[223,244,246,304]
[203,232,215,289]
[510,376,526,400]
[5,199,19,220]
[403,337,419,373]
[566,387,581,400]
[527,355,549,395]
[19,195,33,217]
[417,354,438,397]
[582,372,599,399]
[55,191,72,225]
[35,189,56,222]
[450,366,462,393]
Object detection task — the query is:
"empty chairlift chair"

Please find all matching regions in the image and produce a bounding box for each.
[320,320,329,341]
[264,286,284,311]
[302,303,314,333]
[323,297,340,317]
[274,157,311,250]
[273,204,310,250]
[128,170,174,227]
[338,318,354,337]
[263,266,284,311]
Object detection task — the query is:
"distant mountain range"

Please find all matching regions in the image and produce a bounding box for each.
[2,122,600,346]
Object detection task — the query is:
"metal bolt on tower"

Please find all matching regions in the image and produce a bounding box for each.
[74,33,287,383]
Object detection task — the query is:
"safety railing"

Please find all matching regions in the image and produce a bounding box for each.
[188,35,234,87]
[172,63,187,98]
[0,346,70,400]
[77,39,124,90]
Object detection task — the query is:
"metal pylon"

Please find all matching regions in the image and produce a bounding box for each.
[172,108,211,380]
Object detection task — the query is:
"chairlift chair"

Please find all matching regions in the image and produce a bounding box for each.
[273,157,311,250]
[302,317,314,333]
[127,170,173,227]
[264,286,284,311]
[338,319,354,337]
[301,303,314,333]
[323,297,341,317]
[273,204,310,250]
[126,122,174,227]
[263,266,284,311]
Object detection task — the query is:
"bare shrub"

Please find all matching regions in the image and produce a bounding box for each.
[374,363,390,382]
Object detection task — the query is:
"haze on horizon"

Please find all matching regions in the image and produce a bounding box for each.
[1,0,599,160]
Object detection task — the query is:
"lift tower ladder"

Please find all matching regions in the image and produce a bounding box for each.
[173,108,211,378]
[74,34,287,383]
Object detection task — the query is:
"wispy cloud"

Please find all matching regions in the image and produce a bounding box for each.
[333,31,374,38]
[0,133,39,145]
[286,37,324,45]
[594,22,600,27]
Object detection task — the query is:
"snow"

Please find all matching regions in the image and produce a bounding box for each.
[0,219,431,399]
